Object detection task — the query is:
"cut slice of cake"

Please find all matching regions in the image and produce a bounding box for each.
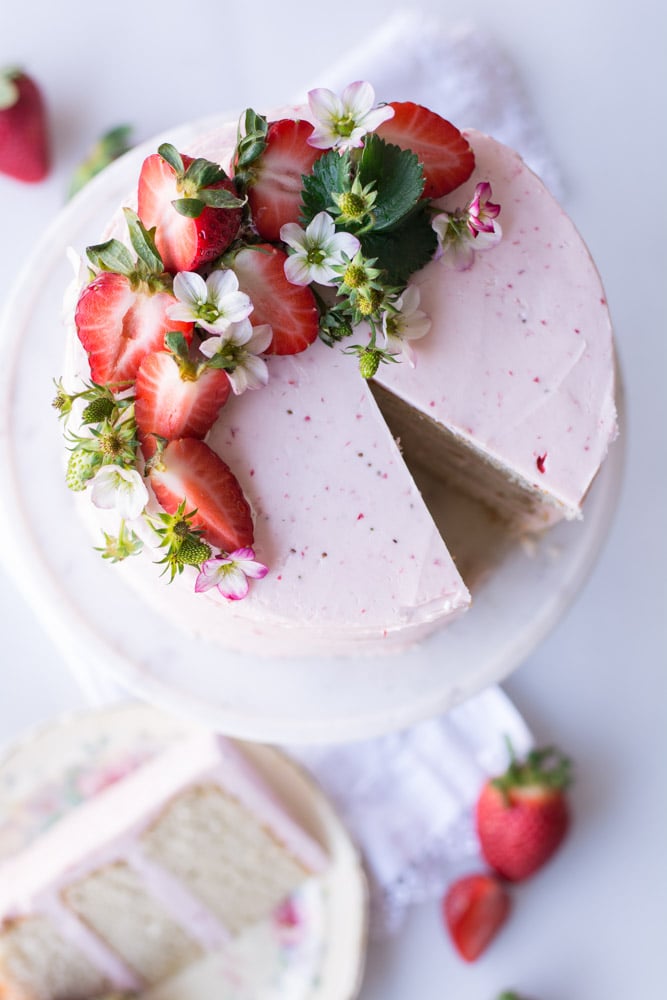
[0,734,327,997]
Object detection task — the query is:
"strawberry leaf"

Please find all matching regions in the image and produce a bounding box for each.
[300,149,351,225]
[123,207,163,274]
[234,108,268,170]
[358,135,424,232]
[165,331,191,361]
[359,202,437,285]
[172,197,206,218]
[185,157,228,190]
[198,187,245,209]
[158,142,184,177]
[86,238,135,277]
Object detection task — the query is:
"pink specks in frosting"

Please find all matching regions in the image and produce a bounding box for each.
[357,513,365,520]
[536,453,548,474]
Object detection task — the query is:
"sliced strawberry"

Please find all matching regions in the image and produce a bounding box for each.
[375,102,475,199]
[246,119,324,242]
[150,438,253,551]
[75,273,193,385]
[231,244,318,355]
[135,351,231,454]
[0,70,49,183]
[138,151,242,273]
[443,873,510,963]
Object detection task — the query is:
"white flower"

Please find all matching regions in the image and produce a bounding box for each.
[167,269,253,334]
[195,548,269,600]
[380,286,431,367]
[90,465,149,520]
[281,212,360,287]
[307,81,394,151]
[199,319,273,395]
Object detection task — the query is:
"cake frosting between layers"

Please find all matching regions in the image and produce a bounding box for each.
[63,112,617,658]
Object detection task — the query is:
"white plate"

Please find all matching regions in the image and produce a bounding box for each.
[0,702,368,1000]
[0,118,625,744]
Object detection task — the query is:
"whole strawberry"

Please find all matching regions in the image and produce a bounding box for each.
[476,744,572,881]
[0,68,49,182]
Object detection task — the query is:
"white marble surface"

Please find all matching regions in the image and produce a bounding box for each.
[0,2,665,998]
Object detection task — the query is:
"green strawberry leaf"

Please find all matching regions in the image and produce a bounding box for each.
[184,157,227,190]
[165,331,191,361]
[359,202,438,285]
[300,149,352,224]
[123,207,163,274]
[358,135,424,232]
[68,125,133,200]
[198,187,245,209]
[172,197,205,218]
[158,142,184,177]
[86,238,135,277]
[235,108,268,170]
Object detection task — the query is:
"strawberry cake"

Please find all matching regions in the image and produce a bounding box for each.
[57,82,617,657]
[0,731,327,996]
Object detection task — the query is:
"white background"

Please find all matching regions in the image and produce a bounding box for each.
[1,2,666,998]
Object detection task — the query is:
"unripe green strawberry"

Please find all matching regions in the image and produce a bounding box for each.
[359,349,382,379]
[178,536,212,566]
[66,449,102,491]
[81,395,115,424]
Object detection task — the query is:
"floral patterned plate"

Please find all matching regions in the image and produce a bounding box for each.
[0,702,368,999]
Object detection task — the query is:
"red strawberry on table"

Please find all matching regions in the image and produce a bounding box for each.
[149,438,253,552]
[0,68,49,182]
[138,144,243,273]
[246,118,324,242]
[135,343,231,455]
[375,101,475,199]
[476,744,572,882]
[231,244,319,355]
[75,210,193,385]
[443,873,510,962]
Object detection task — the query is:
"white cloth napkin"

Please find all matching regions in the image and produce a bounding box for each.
[298,11,564,199]
[70,13,556,936]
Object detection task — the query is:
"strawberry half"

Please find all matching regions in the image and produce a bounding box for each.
[75,273,192,385]
[149,438,253,552]
[246,118,324,242]
[231,244,318,355]
[375,102,475,199]
[475,745,572,882]
[0,69,49,182]
[443,873,511,963]
[138,145,243,274]
[135,350,231,455]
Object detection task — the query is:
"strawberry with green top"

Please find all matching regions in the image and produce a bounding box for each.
[135,334,231,456]
[375,101,475,199]
[75,209,193,385]
[138,144,244,273]
[0,68,49,182]
[149,438,254,552]
[476,743,572,881]
[443,873,510,962]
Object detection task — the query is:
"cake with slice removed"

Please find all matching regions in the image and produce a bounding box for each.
[0,733,327,997]
[57,84,617,658]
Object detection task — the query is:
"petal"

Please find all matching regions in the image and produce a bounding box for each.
[90,467,119,509]
[238,558,269,580]
[361,103,395,132]
[247,323,273,355]
[306,126,339,150]
[402,312,431,341]
[307,211,336,245]
[198,335,224,358]
[308,87,342,122]
[166,302,197,323]
[284,254,314,286]
[219,290,254,323]
[195,559,226,593]
[206,270,240,308]
[330,230,361,260]
[342,80,375,118]
[280,222,308,251]
[173,270,207,306]
[473,222,503,249]
[226,366,248,395]
[218,564,250,600]
[239,354,269,391]
[227,318,254,346]
[398,284,420,316]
